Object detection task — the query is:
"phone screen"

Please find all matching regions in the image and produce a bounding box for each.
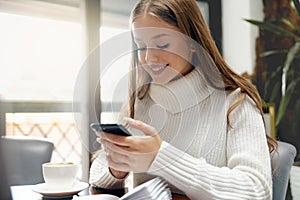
[90,123,132,136]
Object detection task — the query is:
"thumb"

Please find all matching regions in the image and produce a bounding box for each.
[123,117,157,136]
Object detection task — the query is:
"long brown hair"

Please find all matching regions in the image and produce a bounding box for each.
[128,0,277,152]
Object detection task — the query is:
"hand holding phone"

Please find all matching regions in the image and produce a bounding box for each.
[90,123,132,136]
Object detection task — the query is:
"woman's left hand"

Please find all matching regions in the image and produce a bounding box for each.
[97,119,162,173]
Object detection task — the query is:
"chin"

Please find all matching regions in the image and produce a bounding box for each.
[151,75,175,85]
[148,68,182,85]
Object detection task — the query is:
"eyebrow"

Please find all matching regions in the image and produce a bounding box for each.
[135,33,169,41]
[152,33,169,39]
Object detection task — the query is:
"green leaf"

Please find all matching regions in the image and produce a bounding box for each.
[270,81,281,102]
[291,98,300,136]
[276,86,293,126]
[264,66,282,100]
[263,80,270,99]
[276,77,300,126]
[245,19,300,42]
[295,51,300,59]
[260,50,287,57]
[281,42,300,95]
[281,18,296,30]
[293,0,300,16]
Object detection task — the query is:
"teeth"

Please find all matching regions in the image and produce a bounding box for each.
[152,66,165,71]
[150,64,168,72]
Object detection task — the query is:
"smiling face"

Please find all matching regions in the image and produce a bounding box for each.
[132,15,193,84]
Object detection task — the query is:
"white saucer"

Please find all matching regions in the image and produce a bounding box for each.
[32,181,89,197]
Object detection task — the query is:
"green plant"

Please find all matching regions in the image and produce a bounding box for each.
[246,0,300,126]
[245,0,300,144]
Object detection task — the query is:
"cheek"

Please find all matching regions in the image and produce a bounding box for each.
[171,42,190,60]
[167,51,186,65]
[137,51,146,63]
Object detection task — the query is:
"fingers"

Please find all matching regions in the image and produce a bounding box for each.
[103,141,132,172]
[124,117,157,136]
[94,119,160,173]
[98,132,149,151]
[100,138,129,156]
[97,129,161,173]
[97,132,131,147]
[105,146,130,164]
[106,155,130,172]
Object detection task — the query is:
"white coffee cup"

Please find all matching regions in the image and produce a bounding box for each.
[42,162,78,190]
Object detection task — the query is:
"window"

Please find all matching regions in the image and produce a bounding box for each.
[0,12,82,101]
[0,1,85,179]
[197,0,222,53]
[100,26,130,123]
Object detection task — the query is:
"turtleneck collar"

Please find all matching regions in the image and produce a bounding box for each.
[148,67,214,114]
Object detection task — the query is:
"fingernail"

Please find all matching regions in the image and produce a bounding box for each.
[123,117,135,124]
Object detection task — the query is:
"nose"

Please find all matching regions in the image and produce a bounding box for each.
[145,48,158,63]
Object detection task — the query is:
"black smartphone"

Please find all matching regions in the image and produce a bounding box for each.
[90,123,132,136]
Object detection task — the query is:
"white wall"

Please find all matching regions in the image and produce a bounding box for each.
[222,0,263,75]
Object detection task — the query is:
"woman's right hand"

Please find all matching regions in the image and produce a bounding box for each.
[109,167,128,179]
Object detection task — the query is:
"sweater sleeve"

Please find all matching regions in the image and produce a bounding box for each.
[89,150,127,188]
[88,102,129,188]
[148,96,272,200]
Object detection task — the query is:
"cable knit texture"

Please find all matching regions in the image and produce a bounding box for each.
[89,151,127,189]
[89,68,272,199]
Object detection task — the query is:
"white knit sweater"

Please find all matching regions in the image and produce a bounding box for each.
[89,68,272,200]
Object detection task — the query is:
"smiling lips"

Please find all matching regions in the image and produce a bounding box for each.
[149,64,169,75]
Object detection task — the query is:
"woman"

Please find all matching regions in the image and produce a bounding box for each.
[89,0,277,199]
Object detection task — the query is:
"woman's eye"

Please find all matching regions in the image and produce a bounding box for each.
[157,44,170,49]
[136,46,147,51]
[135,43,169,51]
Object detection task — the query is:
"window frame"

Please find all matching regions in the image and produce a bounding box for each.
[197,0,222,54]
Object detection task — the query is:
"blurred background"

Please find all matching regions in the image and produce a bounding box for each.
[1,1,298,194]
